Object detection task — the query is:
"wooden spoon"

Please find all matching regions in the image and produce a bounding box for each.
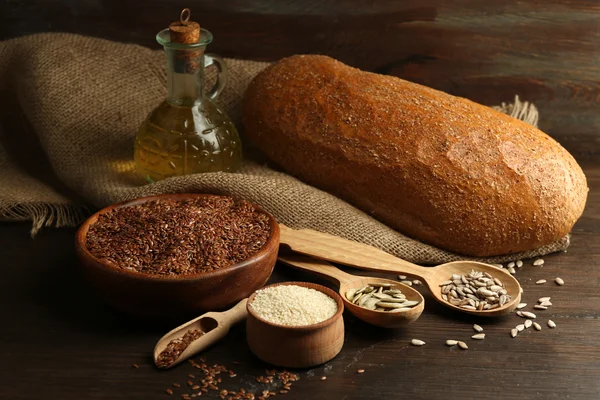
[153,299,248,369]
[279,226,522,317]
[278,254,424,328]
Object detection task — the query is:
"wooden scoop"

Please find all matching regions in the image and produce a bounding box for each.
[278,254,424,328]
[279,226,522,317]
[153,299,248,369]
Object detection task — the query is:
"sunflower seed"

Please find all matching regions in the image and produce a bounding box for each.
[507,262,515,269]
[516,260,523,268]
[517,303,527,309]
[534,305,548,310]
[412,280,422,285]
[521,311,537,319]
[533,259,545,266]
[473,324,483,332]
[457,341,468,350]
[461,305,477,310]
[524,320,532,329]
[508,267,516,275]
[471,333,485,340]
[548,320,556,328]
[516,311,524,317]
[536,279,547,285]
[446,340,458,346]
[411,339,426,346]
[345,289,357,301]
[555,277,564,286]
[533,322,542,331]
[492,264,503,269]
[378,302,410,309]
[401,280,413,287]
[516,324,525,332]
[511,329,518,338]
[442,294,448,301]
[499,295,508,306]
[540,301,553,307]
[538,297,551,302]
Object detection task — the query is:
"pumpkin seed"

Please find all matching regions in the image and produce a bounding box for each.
[378,302,410,309]
[345,289,357,301]
[389,307,413,313]
[368,282,393,288]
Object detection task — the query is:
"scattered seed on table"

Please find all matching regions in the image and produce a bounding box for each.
[192,385,199,390]
[517,303,527,309]
[540,301,552,307]
[525,320,532,329]
[533,259,545,266]
[166,388,173,395]
[521,311,537,319]
[536,279,547,285]
[555,277,565,286]
[533,322,542,331]
[320,376,327,381]
[511,329,518,338]
[516,324,525,332]
[458,341,468,350]
[357,369,365,374]
[173,384,180,388]
[548,320,557,328]
[473,324,484,332]
[534,305,548,310]
[132,363,139,368]
[446,340,458,346]
[472,333,485,340]
[411,339,426,346]
[516,311,524,317]
[539,297,551,302]
[398,275,407,280]
[516,260,524,268]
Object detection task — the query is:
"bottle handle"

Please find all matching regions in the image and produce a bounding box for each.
[204,53,228,101]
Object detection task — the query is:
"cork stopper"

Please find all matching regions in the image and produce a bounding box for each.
[169,8,200,44]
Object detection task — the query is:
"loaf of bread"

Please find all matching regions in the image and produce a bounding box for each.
[242,55,588,256]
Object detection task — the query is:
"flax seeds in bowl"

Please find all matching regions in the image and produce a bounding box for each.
[75,194,280,319]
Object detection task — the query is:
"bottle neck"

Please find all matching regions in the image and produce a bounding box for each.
[165,47,206,106]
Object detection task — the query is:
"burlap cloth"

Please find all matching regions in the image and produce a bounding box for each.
[0,33,569,264]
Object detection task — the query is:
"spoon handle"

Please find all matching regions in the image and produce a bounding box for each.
[278,254,355,285]
[279,225,435,280]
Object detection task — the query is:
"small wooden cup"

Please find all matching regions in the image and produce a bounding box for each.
[246,282,345,368]
[75,193,279,320]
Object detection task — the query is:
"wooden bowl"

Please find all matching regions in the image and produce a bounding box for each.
[246,282,345,368]
[75,193,279,320]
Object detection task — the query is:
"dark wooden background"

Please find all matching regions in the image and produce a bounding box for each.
[1,1,599,399]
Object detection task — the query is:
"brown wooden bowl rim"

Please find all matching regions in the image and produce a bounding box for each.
[246,281,345,331]
[75,193,280,283]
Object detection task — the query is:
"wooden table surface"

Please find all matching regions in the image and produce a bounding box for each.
[0,162,598,400]
[1,1,600,399]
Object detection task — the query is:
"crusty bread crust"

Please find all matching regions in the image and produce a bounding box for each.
[242,55,588,256]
